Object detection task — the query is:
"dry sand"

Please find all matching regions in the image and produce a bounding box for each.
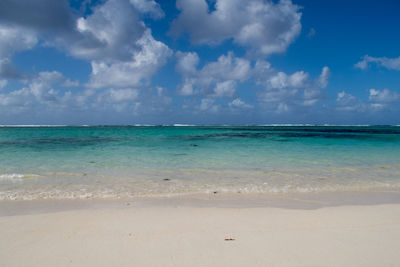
[1,194,400,267]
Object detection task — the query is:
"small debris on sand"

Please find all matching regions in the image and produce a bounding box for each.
[213,191,218,194]
[224,238,235,241]
[163,178,171,181]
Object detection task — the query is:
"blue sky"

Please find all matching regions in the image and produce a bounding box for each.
[0,0,399,125]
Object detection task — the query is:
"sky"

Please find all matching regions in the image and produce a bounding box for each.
[0,0,399,125]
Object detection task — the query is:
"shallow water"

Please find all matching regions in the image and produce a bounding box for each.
[1,126,400,200]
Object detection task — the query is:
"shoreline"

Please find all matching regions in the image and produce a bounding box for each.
[2,190,400,216]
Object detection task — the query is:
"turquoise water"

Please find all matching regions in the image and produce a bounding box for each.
[1,126,400,200]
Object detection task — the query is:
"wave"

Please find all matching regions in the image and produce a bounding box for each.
[172,124,196,127]
[0,173,25,180]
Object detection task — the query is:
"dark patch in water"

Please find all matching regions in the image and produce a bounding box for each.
[169,129,400,142]
[202,126,400,135]
[0,137,117,146]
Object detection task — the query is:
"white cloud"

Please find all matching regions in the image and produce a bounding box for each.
[29,71,65,101]
[129,0,165,19]
[335,88,399,112]
[229,98,253,109]
[316,66,330,88]
[176,51,251,97]
[171,0,302,56]
[175,51,200,76]
[258,66,330,112]
[0,0,172,95]
[199,98,219,113]
[252,60,274,84]
[180,82,195,96]
[0,71,73,110]
[103,88,139,103]
[336,91,363,112]
[259,86,298,103]
[213,80,236,98]
[0,25,37,78]
[87,29,172,89]
[71,0,145,62]
[0,70,174,118]
[61,79,79,87]
[0,0,174,122]
[355,55,400,71]
[62,0,173,91]
[268,71,309,89]
[0,80,7,89]
[369,88,399,109]
[94,88,139,112]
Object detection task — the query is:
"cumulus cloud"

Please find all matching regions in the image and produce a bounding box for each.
[0,25,37,78]
[316,66,330,88]
[229,98,253,109]
[213,80,237,98]
[129,0,165,19]
[369,88,399,109]
[67,0,172,91]
[0,69,174,119]
[0,0,171,91]
[0,0,165,62]
[0,0,174,121]
[175,52,199,76]
[176,49,330,114]
[171,0,302,56]
[87,29,172,89]
[355,55,400,71]
[94,88,139,112]
[176,51,251,97]
[335,88,399,112]
[69,0,145,62]
[258,66,330,111]
[99,88,139,103]
[199,98,219,113]
[0,71,74,111]
[336,91,364,112]
[268,71,309,89]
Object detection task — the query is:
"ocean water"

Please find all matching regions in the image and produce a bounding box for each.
[1,125,400,200]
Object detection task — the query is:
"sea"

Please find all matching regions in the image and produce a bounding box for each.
[1,125,400,200]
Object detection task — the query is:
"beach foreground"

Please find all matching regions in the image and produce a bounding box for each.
[1,195,400,267]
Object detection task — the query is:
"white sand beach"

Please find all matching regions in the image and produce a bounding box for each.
[1,195,400,267]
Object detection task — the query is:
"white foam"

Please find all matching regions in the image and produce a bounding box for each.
[0,174,25,180]
[172,124,196,127]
